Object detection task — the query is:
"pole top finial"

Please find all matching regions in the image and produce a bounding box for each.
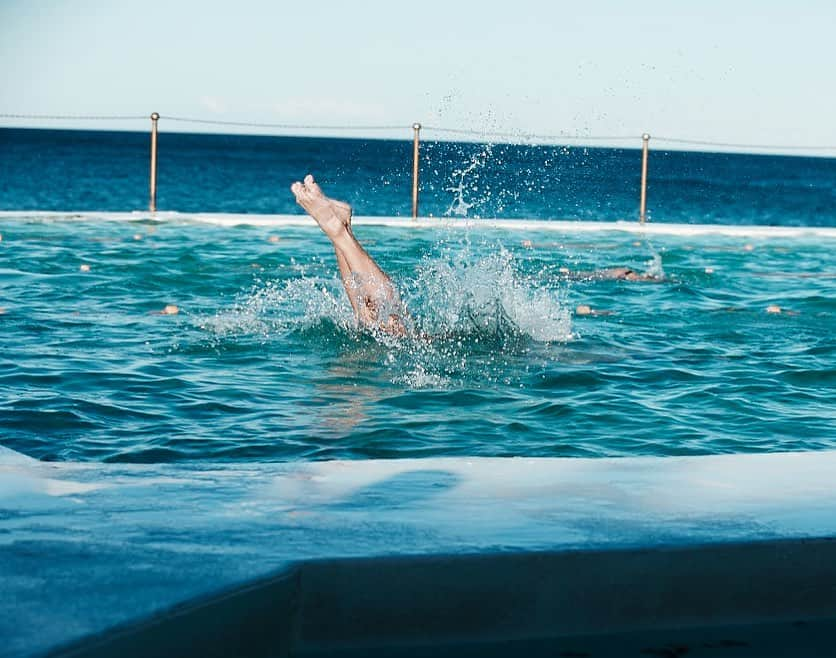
[413,122,422,131]
[151,112,160,121]
[642,133,650,141]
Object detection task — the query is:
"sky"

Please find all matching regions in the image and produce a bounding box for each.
[1,0,835,155]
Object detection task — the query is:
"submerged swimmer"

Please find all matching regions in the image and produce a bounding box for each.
[592,267,661,282]
[291,175,411,337]
[562,266,663,282]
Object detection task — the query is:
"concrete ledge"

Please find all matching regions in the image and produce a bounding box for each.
[4,448,836,657]
[297,539,836,651]
[48,569,299,658]
[45,539,836,658]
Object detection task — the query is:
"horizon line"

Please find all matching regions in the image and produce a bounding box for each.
[2,122,836,160]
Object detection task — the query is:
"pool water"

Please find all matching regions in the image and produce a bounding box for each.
[1,214,834,463]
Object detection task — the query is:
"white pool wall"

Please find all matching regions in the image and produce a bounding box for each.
[2,210,836,239]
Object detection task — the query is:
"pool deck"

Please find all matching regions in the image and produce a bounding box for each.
[3,446,836,657]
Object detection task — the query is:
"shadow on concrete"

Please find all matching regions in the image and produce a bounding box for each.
[324,469,461,511]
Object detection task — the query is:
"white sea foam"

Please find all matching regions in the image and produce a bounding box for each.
[407,246,572,343]
[196,276,355,341]
[3,210,836,239]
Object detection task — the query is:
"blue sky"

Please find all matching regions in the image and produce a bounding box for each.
[1,0,835,154]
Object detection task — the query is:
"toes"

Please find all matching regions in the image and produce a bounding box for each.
[291,182,313,209]
[303,174,324,196]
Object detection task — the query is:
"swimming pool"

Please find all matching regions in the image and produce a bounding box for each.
[2,212,834,464]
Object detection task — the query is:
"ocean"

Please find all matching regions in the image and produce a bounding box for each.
[0,128,834,463]
[2,127,835,224]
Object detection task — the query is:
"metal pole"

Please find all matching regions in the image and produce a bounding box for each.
[411,122,421,219]
[639,133,650,224]
[149,112,160,212]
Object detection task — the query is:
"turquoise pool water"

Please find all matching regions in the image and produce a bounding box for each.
[1,214,834,462]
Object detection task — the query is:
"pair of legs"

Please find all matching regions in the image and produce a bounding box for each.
[291,175,409,336]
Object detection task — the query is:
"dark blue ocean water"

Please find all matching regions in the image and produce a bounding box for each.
[1,128,835,225]
[1,129,834,464]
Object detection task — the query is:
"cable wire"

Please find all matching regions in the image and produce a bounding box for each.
[2,112,834,151]
[0,113,147,121]
[422,125,636,141]
[162,115,406,131]
[652,135,836,151]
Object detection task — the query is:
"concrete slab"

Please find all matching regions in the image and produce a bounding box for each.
[3,447,836,657]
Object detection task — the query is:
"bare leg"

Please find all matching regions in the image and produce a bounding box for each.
[313,190,358,318]
[291,175,410,336]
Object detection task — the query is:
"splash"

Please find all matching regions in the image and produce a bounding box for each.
[384,244,573,388]
[394,363,451,388]
[641,238,666,279]
[196,276,356,344]
[196,243,572,387]
[405,244,573,344]
[444,144,494,218]
[200,242,571,346]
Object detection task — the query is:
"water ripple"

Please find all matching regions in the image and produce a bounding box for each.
[1,218,834,462]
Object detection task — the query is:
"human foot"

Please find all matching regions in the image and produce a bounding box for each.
[302,175,352,228]
[290,174,352,237]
